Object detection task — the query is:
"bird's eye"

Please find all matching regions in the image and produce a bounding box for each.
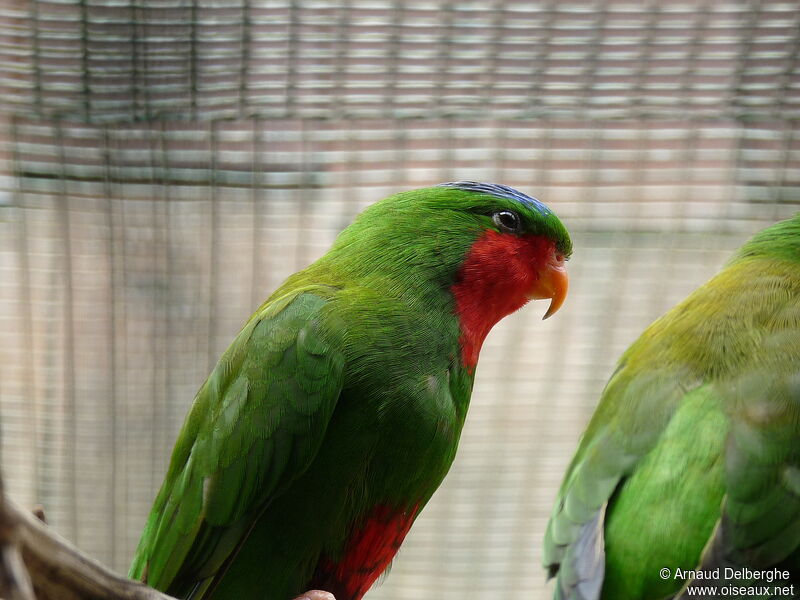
[492,210,521,233]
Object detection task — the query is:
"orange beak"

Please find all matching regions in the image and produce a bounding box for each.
[528,257,569,320]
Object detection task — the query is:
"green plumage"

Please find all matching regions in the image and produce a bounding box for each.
[130,184,571,600]
[544,214,800,599]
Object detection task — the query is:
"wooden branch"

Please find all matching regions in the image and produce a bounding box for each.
[0,478,336,600]
[0,478,35,600]
[0,486,176,600]
[30,506,46,525]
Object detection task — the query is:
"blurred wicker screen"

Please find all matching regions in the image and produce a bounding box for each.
[0,2,798,599]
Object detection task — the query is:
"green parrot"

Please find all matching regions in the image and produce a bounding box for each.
[544,214,800,599]
[129,182,572,600]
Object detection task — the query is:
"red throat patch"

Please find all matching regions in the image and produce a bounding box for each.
[451,231,559,373]
[310,504,420,600]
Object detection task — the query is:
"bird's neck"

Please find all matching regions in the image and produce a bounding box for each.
[451,230,554,373]
[297,229,549,374]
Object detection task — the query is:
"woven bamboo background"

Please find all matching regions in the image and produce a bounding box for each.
[0,2,799,599]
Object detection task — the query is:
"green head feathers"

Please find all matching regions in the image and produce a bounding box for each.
[326,182,572,279]
[730,212,800,266]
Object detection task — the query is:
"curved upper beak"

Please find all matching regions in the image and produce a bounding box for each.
[529,256,569,320]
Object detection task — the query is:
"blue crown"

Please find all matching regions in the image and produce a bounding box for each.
[437,181,551,217]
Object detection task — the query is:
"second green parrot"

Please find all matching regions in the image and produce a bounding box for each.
[544,214,800,599]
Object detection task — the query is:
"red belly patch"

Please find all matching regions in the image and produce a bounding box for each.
[310,504,420,600]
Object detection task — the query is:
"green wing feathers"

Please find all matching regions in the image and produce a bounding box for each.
[129,290,345,595]
[722,357,800,571]
[678,356,800,598]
